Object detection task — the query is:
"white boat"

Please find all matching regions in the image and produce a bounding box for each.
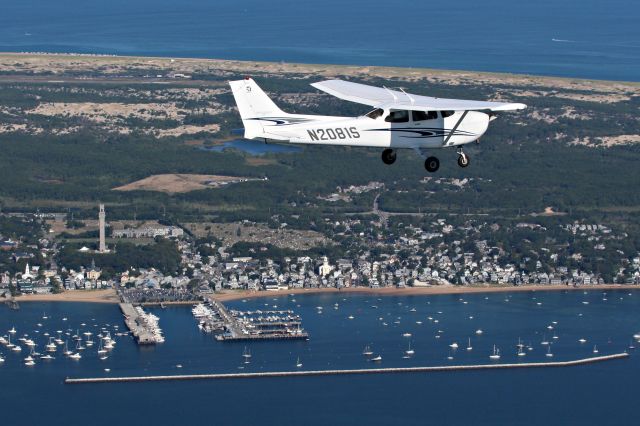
[46,338,57,353]
[371,355,382,362]
[69,352,82,360]
[402,333,412,338]
[541,335,549,345]
[242,346,252,359]
[100,355,108,361]
[63,341,73,356]
[104,368,111,372]
[0,355,5,363]
[546,346,553,357]
[362,345,373,356]
[578,338,587,344]
[405,342,415,356]
[24,360,35,366]
[449,342,459,349]
[517,347,526,357]
[475,329,483,335]
[40,354,54,360]
[516,338,525,349]
[347,315,354,320]
[489,345,501,360]
[296,357,303,368]
[11,345,22,352]
[593,345,599,354]
[466,338,473,351]
[8,327,16,335]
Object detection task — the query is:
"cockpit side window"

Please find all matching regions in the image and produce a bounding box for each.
[441,110,455,118]
[384,110,409,123]
[365,108,384,119]
[412,110,438,121]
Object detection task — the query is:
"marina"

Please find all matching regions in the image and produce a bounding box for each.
[193,298,309,342]
[64,353,630,384]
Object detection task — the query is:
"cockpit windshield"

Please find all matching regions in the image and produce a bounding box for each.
[365,108,384,119]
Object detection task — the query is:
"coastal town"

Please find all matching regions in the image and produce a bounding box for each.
[1,203,639,303]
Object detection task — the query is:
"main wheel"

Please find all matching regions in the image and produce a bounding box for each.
[457,153,470,168]
[381,148,396,165]
[424,156,440,172]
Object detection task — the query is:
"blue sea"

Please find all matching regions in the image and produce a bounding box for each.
[1,290,639,425]
[0,0,638,81]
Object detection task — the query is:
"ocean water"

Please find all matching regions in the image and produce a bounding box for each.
[1,290,639,425]
[0,0,638,81]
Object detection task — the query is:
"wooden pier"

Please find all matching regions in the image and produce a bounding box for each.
[64,353,629,384]
[119,303,163,345]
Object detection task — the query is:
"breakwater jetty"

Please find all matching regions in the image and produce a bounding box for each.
[65,353,629,384]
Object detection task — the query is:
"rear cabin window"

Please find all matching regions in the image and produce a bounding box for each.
[412,110,438,121]
[385,110,409,123]
[366,108,384,119]
[441,110,455,118]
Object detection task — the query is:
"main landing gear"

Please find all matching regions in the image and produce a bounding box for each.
[381,148,396,165]
[424,156,440,172]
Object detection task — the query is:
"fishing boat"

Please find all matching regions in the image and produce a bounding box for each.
[489,345,501,360]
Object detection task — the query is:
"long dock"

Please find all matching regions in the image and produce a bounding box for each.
[119,303,163,344]
[65,353,629,384]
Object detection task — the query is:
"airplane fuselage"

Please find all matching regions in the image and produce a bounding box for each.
[250,109,490,149]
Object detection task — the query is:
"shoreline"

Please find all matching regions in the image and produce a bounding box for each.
[8,284,638,305]
[209,284,639,302]
[11,289,119,304]
[0,51,638,87]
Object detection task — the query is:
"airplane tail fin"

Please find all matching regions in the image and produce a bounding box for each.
[229,78,288,139]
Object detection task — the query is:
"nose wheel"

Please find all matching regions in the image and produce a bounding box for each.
[424,156,440,172]
[457,151,470,168]
[381,148,396,165]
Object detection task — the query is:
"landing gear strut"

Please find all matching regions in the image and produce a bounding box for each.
[424,156,440,173]
[381,148,396,165]
[457,150,470,168]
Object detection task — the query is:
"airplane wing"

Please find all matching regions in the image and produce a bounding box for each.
[311,79,526,112]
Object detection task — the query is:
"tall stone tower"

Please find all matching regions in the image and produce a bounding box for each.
[99,203,106,253]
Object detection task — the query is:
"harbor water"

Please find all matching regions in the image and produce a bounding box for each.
[1,289,639,425]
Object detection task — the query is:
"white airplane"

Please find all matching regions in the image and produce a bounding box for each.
[229,77,526,172]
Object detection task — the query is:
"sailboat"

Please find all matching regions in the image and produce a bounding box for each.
[296,357,303,368]
[242,346,252,359]
[593,345,599,354]
[63,341,73,357]
[466,338,473,351]
[362,345,373,356]
[97,339,107,355]
[540,334,549,345]
[546,345,553,357]
[489,345,501,360]
[405,342,415,356]
[517,346,526,357]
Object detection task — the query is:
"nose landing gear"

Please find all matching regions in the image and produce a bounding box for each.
[381,148,396,165]
[457,150,470,168]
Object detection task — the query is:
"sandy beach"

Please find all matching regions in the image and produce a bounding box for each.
[7,284,638,305]
[13,289,119,304]
[209,284,639,302]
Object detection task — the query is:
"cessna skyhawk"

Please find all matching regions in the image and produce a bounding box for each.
[229,77,526,172]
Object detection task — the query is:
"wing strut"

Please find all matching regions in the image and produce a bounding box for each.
[443,111,469,146]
